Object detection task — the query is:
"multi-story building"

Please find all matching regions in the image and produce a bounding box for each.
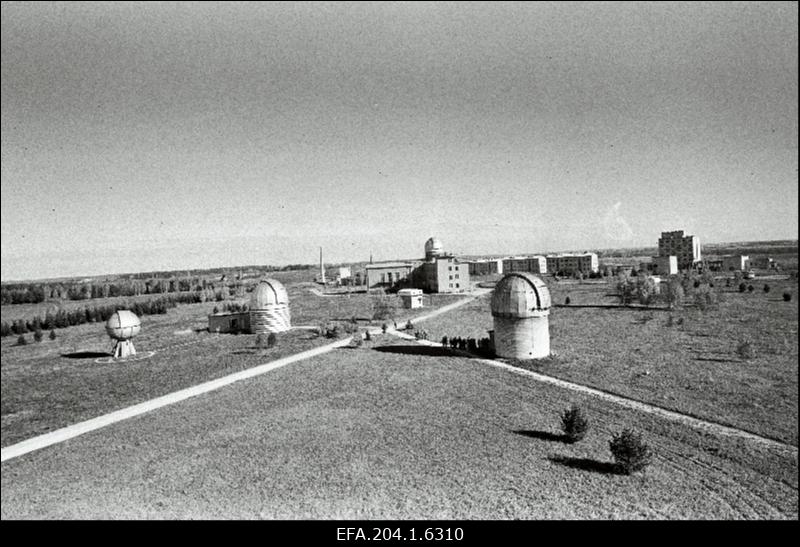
[652,255,678,275]
[545,253,598,275]
[721,255,750,272]
[658,230,701,270]
[417,255,470,293]
[502,256,547,275]
[467,258,504,276]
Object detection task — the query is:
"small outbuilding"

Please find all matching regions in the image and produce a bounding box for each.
[490,272,551,360]
[398,288,424,309]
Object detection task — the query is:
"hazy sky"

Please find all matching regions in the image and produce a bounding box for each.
[2,1,797,280]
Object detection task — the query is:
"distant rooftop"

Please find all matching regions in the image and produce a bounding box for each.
[365,262,415,269]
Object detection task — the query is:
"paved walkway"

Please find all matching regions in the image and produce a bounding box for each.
[1,291,486,464]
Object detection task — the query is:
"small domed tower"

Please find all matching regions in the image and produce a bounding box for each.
[424,237,444,262]
[490,272,551,359]
[249,278,291,334]
[105,310,141,358]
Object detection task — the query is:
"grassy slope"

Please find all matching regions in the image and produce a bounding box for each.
[417,278,799,446]
[1,340,796,519]
[1,290,466,447]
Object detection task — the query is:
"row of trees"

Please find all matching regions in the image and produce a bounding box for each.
[1,278,246,305]
[0,291,210,337]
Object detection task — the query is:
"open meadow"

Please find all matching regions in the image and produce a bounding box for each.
[1,337,796,519]
[1,287,463,447]
[418,276,799,446]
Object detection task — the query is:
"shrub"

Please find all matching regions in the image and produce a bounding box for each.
[738,282,747,293]
[381,323,388,333]
[676,317,684,326]
[365,331,371,341]
[49,329,57,340]
[351,332,364,347]
[441,336,448,347]
[16,335,27,346]
[565,296,571,305]
[212,306,219,314]
[609,429,653,475]
[33,329,43,343]
[763,284,770,293]
[783,291,792,302]
[736,340,755,360]
[560,404,589,443]
[747,284,754,293]
[255,333,269,348]
[405,320,414,331]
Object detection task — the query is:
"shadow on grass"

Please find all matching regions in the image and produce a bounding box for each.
[513,430,570,443]
[548,455,621,475]
[373,345,457,358]
[694,357,736,363]
[554,304,669,311]
[61,351,112,359]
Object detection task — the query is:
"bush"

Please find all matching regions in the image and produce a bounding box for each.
[763,284,770,293]
[564,296,571,305]
[365,331,371,341]
[381,323,388,333]
[16,335,27,346]
[267,333,277,347]
[736,340,755,360]
[49,329,57,340]
[405,320,414,331]
[609,429,653,475]
[747,284,754,293]
[560,404,589,443]
[441,336,448,347]
[738,282,747,293]
[33,329,43,343]
[783,291,792,302]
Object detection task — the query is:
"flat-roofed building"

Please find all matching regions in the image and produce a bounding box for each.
[722,255,750,272]
[365,262,415,289]
[658,230,701,270]
[653,255,678,275]
[417,255,470,293]
[502,256,547,274]
[545,253,598,275]
[468,258,504,276]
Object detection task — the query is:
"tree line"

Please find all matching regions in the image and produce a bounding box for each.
[0,289,225,337]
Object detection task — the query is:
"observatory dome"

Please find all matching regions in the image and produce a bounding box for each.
[491,272,551,318]
[424,237,444,259]
[105,310,142,340]
[250,278,289,309]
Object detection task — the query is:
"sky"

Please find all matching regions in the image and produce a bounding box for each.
[1,1,797,281]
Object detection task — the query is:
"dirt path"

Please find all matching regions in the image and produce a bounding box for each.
[387,330,797,455]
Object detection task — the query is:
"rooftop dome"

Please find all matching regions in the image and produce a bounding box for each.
[105,310,142,340]
[424,237,444,259]
[250,278,289,309]
[491,272,551,318]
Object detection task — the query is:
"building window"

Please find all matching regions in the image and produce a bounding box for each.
[448,266,452,271]
[455,274,459,279]
[456,283,459,288]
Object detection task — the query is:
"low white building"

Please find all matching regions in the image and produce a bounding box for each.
[398,288,424,309]
[652,255,678,275]
[722,255,750,272]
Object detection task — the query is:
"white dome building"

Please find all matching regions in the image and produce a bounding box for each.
[490,272,551,359]
[424,237,444,262]
[249,278,291,334]
[105,310,141,358]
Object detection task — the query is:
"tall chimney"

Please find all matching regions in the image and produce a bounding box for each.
[320,246,326,284]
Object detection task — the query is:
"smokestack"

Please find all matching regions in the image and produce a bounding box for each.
[320,246,326,283]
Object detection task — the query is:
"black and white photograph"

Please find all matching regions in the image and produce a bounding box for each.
[1,1,797,522]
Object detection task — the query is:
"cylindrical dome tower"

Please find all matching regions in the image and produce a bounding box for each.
[490,272,551,359]
[105,310,141,358]
[249,278,291,334]
[424,237,444,262]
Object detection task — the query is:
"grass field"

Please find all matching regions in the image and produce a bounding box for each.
[416,277,799,446]
[1,338,796,519]
[0,289,471,448]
